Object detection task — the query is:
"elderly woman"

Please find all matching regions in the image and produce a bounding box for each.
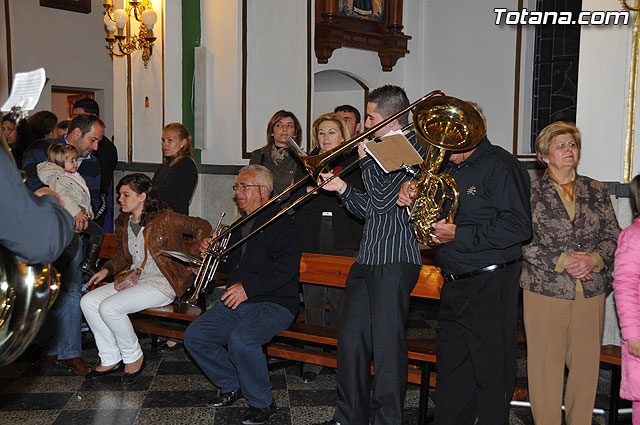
[152,123,198,215]
[293,113,364,382]
[520,121,619,425]
[82,174,211,383]
[249,110,305,197]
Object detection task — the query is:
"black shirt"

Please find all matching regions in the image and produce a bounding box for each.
[293,148,364,253]
[434,137,532,275]
[152,156,198,215]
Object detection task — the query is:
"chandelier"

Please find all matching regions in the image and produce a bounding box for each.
[103,0,158,68]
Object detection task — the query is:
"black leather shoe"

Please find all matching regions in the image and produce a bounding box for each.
[242,401,277,424]
[85,361,123,379]
[156,342,182,354]
[207,388,244,408]
[121,356,146,385]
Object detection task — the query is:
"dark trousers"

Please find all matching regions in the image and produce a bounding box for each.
[435,262,521,425]
[184,301,294,409]
[333,262,421,425]
[82,219,104,247]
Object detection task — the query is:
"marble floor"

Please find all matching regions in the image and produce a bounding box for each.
[0,299,627,425]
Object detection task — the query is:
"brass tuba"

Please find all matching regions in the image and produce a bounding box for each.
[408,94,486,245]
[0,245,61,366]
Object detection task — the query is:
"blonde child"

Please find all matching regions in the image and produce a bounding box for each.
[613,173,640,423]
[37,142,104,274]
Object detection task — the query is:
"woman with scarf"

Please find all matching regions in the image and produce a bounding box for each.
[249,110,305,198]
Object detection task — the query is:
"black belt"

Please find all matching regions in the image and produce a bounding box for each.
[442,259,519,282]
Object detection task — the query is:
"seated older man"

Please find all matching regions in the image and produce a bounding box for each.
[184,164,301,425]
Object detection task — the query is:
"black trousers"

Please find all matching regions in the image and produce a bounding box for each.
[435,262,521,425]
[82,219,104,247]
[333,261,421,425]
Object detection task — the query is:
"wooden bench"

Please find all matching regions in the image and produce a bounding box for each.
[96,234,543,423]
[98,233,441,424]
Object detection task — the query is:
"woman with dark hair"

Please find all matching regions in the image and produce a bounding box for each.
[81,173,211,383]
[152,123,198,215]
[613,174,640,423]
[2,114,17,148]
[249,110,305,197]
[520,121,620,424]
[11,110,58,168]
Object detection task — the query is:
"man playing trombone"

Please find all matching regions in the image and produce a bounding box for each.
[316,85,425,425]
[184,164,301,425]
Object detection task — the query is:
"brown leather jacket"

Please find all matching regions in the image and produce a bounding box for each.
[103,209,212,297]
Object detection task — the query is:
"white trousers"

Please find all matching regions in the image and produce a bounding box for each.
[80,281,174,365]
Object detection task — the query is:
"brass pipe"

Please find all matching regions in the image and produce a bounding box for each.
[217,159,361,257]
[209,90,445,247]
[184,213,230,307]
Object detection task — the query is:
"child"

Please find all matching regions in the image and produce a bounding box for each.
[613,173,640,423]
[37,142,104,275]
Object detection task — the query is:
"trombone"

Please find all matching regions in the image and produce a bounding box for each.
[184,213,231,307]
[207,90,447,255]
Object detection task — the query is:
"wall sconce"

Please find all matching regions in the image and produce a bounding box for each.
[103,0,158,68]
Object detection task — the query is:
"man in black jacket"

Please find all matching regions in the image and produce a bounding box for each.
[398,130,532,424]
[184,164,301,425]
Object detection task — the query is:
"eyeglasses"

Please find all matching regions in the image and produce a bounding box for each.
[232,183,262,191]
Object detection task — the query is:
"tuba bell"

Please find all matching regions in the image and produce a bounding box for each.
[0,245,61,366]
[408,94,486,246]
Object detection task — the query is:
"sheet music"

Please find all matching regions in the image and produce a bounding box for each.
[364,130,423,173]
[160,250,202,266]
[1,68,46,113]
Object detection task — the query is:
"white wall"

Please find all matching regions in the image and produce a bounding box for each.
[132,0,639,186]
[244,0,308,155]
[112,0,178,163]
[200,0,242,165]
[418,0,519,152]
[577,0,636,183]
[8,0,113,134]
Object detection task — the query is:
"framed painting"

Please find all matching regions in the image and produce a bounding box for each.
[338,0,384,22]
[40,0,91,14]
[315,0,410,71]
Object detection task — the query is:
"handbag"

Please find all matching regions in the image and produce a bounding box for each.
[114,225,152,291]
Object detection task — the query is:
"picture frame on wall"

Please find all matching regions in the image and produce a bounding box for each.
[39,0,91,14]
[338,0,384,22]
[315,0,410,72]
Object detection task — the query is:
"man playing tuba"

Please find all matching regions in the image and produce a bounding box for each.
[398,105,532,425]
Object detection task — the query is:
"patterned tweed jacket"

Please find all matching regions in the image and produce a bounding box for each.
[520,173,620,299]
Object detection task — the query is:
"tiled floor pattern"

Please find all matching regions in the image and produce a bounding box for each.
[0,300,624,424]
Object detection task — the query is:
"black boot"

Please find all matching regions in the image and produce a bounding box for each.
[78,243,101,275]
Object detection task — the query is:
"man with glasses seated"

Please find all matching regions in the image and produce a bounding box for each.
[184,164,301,425]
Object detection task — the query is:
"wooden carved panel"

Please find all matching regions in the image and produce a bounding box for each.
[315,0,410,72]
